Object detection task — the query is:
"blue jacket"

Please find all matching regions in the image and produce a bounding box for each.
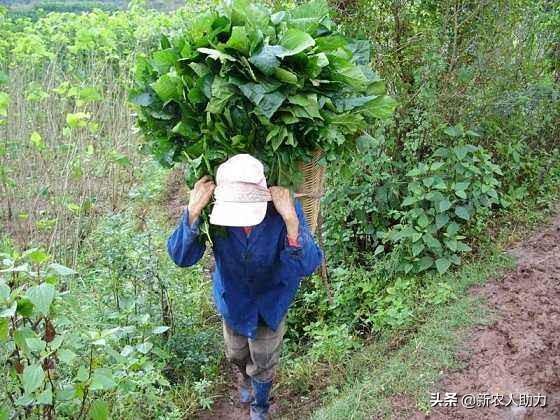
[167,200,323,338]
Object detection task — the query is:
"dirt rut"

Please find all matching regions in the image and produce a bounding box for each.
[416,213,560,420]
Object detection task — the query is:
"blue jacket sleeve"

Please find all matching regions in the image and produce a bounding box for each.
[167,208,206,267]
[279,201,323,277]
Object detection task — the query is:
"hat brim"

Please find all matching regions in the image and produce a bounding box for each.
[209,201,267,227]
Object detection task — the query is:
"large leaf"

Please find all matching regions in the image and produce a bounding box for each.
[22,364,44,394]
[48,263,77,276]
[151,73,182,103]
[278,29,316,57]
[90,368,116,391]
[26,283,55,316]
[365,95,398,119]
[435,257,452,274]
[0,318,8,342]
[289,0,330,33]
[150,49,178,74]
[196,48,236,63]
[249,45,285,75]
[89,400,109,420]
[0,281,9,301]
[226,26,249,54]
[238,82,285,119]
[207,77,235,114]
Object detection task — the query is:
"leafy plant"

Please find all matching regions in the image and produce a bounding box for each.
[386,142,502,274]
[130,0,396,187]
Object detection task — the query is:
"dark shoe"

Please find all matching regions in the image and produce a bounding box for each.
[240,376,253,404]
[250,379,272,420]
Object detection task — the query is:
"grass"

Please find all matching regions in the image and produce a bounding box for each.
[309,252,511,419]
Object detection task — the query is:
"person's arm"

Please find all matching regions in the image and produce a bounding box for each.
[167,176,214,267]
[270,187,323,277]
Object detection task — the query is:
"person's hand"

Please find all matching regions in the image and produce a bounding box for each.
[270,186,299,238]
[187,175,215,225]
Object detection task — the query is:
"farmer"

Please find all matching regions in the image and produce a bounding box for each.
[167,154,323,420]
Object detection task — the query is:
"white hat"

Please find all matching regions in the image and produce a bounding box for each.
[210,154,272,227]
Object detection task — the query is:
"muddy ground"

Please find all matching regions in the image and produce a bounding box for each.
[410,212,560,420]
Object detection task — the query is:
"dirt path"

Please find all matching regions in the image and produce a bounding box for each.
[412,212,560,419]
[196,365,283,420]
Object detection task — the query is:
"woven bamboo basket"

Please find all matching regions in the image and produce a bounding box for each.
[296,151,325,235]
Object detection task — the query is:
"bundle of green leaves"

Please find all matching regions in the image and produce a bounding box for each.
[130,0,396,187]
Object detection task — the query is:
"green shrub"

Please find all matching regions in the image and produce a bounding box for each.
[385,141,502,274]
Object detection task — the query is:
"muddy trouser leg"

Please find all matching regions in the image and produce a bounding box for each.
[222,321,252,403]
[247,318,287,419]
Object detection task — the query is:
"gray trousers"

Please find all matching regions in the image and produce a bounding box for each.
[222,318,286,383]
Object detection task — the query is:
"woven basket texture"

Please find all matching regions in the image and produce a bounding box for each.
[297,151,325,235]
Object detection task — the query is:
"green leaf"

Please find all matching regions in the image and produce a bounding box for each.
[279,29,316,57]
[36,388,52,405]
[90,369,116,391]
[22,248,49,264]
[58,349,77,364]
[411,241,425,257]
[0,318,8,342]
[249,45,284,75]
[130,92,154,107]
[0,92,9,116]
[0,281,9,301]
[0,406,9,420]
[22,364,44,394]
[151,326,170,335]
[289,0,330,33]
[402,196,417,206]
[196,48,236,63]
[444,125,463,137]
[417,213,430,228]
[446,222,460,236]
[66,112,90,129]
[455,206,470,220]
[207,77,235,114]
[435,257,451,274]
[30,131,45,151]
[89,400,109,420]
[14,394,33,407]
[237,82,285,119]
[26,283,55,316]
[355,133,374,153]
[364,95,397,119]
[137,342,153,355]
[438,199,452,212]
[435,213,449,230]
[48,263,77,276]
[274,67,298,84]
[14,327,35,353]
[333,95,377,112]
[151,73,182,102]
[417,256,433,272]
[25,337,46,353]
[270,11,286,25]
[456,241,472,252]
[422,234,442,250]
[150,49,177,74]
[226,26,249,54]
[0,301,16,318]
